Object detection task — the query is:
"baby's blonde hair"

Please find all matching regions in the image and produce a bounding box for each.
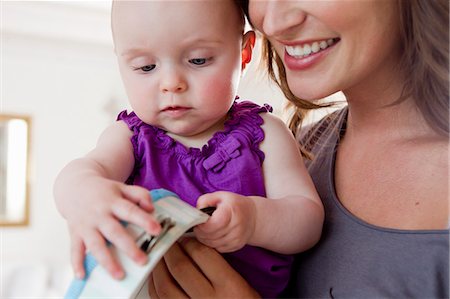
[111,0,247,39]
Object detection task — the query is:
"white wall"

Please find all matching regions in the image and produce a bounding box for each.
[0,1,296,296]
[1,1,127,296]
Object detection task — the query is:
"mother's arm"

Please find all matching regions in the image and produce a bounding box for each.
[148,238,260,298]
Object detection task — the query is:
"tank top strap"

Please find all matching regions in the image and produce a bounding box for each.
[116,110,166,166]
[117,110,144,132]
[224,100,273,163]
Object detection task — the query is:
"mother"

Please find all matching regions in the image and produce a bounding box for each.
[148,0,449,297]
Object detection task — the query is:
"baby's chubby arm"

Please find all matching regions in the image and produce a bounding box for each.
[195,113,324,254]
[54,121,161,279]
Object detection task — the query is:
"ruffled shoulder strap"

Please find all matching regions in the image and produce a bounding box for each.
[117,110,144,132]
[224,100,273,163]
[117,109,179,151]
[227,100,273,124]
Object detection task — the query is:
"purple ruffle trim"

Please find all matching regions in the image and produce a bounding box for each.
[117,100,272,162]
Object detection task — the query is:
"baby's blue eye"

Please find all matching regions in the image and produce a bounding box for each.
[139,65,156,72]
[189,58,207,65]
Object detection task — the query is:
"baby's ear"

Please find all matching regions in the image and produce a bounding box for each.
[241,31,256,70]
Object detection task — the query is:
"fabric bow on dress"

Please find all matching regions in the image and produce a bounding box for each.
[202,136,242,172]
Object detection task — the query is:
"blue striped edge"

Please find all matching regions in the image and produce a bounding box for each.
[63,188,179,299]
[149,188,179,202]
[63,253,97,299]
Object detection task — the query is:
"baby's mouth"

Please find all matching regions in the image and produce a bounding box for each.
[161,106,192,118]
[163,106,189,112]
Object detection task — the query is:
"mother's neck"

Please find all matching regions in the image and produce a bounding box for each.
[343,88,434,142]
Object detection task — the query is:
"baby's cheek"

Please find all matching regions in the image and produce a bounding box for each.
[205,79,235,98]
[200,68,240,99]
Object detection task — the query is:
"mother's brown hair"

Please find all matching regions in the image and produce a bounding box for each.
[241,0,449,137]
[398,0,449,136]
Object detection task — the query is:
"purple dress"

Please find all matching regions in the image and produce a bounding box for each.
[118,100,292,298]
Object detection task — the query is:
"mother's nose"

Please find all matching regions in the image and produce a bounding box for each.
[249,0,306,37]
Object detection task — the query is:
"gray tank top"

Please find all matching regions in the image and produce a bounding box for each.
[284,107,449,298]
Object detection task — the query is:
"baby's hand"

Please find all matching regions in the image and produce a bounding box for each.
[194,191,256,253]
[62,178,161,279]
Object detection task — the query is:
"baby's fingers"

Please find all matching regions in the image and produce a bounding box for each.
[197,193,222,210]
[70,233,86,279]
[99,220,148,266]
[112,199,161,235]
[122,185,154,212]
[84,230,125,280]
[196,232,243,253]
[196,206,231,234]
[195,229,226,246]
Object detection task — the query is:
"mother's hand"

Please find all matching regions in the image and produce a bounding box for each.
[148,238,260,298]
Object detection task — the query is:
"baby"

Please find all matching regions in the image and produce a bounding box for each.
[54,0,324,297]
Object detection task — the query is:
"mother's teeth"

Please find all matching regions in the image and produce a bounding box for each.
[285,38,337,58]
[303,44,311,55]
[294,46,303,56]
[311,42,320,53]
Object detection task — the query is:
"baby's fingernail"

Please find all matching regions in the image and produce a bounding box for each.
[113,270,125,280]
[137,254,148,265]
[151,223,161,234]
[76,271,84,280]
